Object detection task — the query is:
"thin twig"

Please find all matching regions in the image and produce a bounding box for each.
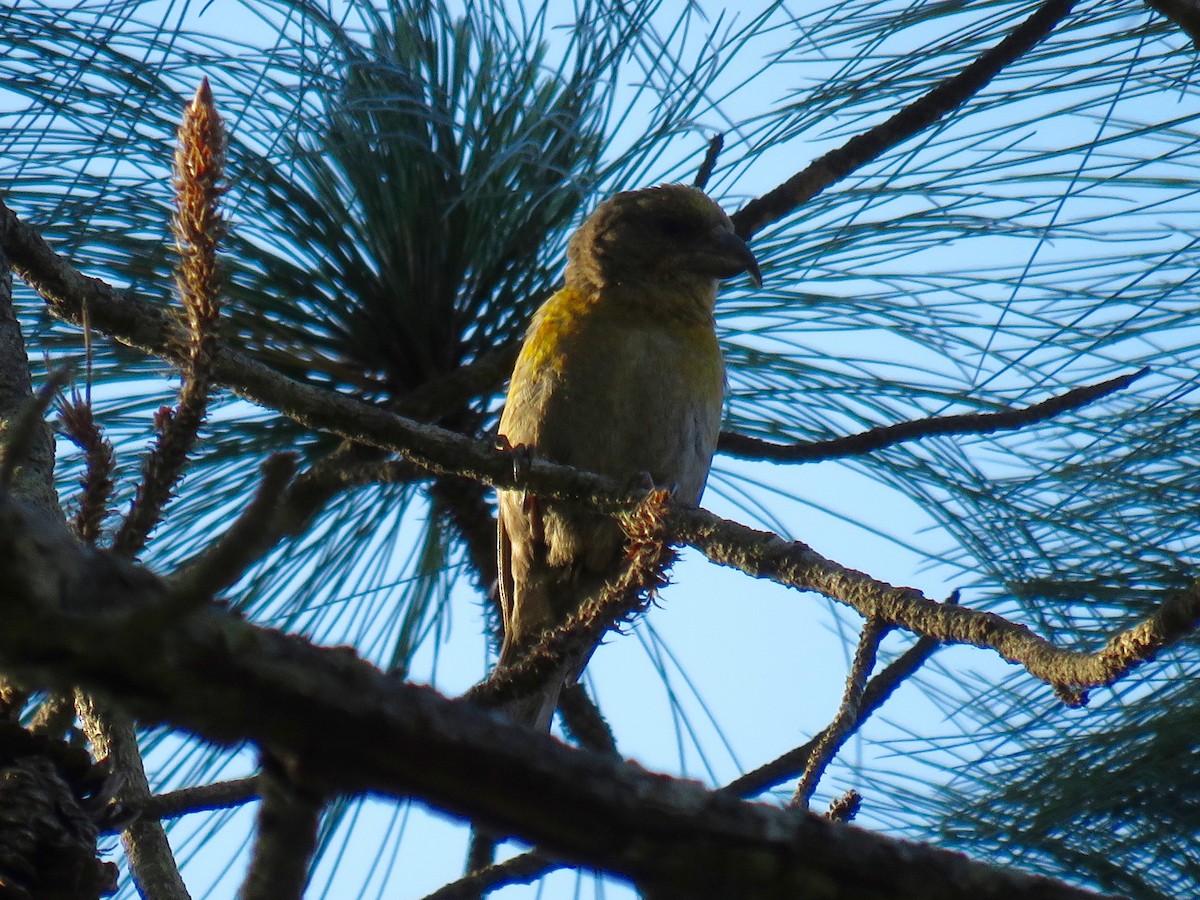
[724,593,958,798]
[718,369,1148,462]
[732,0,1080,238]
[133,775,260,825]
[464,491,675,710]
[693,133,724,191]
[0,368,70,491]
[422,851,562,900]
[169,452,298,609]
[792,618,890,809]
[58,390,116,544]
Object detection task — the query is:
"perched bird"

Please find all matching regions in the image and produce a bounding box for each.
[495,183,761,729]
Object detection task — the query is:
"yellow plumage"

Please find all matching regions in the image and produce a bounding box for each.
[495,183,760,729]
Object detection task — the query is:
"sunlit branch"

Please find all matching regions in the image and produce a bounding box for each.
[732,0,1080,238]
[465,491,675,711]
[792,617,889,809]
[674,508,1200,704]
[724,594,956,799]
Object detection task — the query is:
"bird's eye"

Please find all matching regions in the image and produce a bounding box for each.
[655,215,699,240]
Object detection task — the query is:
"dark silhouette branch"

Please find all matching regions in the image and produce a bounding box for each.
[732,0,1080,238]
[0,496,1124,899]
[421,851,562,900]
[693,133,724,191]
[238,760,321,900]
[133,776,260,826]
[718,369,1148,462]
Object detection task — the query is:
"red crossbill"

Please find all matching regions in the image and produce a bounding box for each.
[495,183,761,729]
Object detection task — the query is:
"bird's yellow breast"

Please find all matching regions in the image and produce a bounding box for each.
[512,283,723,395]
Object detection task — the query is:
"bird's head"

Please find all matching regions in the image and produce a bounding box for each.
[564,184,762,300]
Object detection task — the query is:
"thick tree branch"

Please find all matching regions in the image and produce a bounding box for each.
[731,0,1079,238]
[238,761,320,900]
[673,508,1200,704]
[718,369,1147,462]
[4,209,1190,699]
[0,195,511,429]
[0,498,1122,899]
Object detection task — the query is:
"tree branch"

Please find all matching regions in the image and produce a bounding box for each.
[731,0,1080,238]
[725,594,956,799]
[132,776,260,826]
[0,497,1123,899]
[238,760,320,900]
[674,507,1200,704]
[718,369,1148,462]
[792,618,889,809]
[421,851,562,900]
